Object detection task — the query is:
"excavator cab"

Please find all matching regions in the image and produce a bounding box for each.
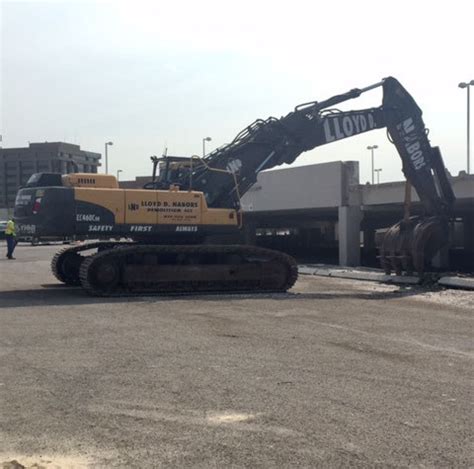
[145,155,201,190]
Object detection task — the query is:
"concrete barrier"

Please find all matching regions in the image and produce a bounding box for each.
[299,265,474,290]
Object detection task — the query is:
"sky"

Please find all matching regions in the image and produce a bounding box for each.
[0,0,472,184]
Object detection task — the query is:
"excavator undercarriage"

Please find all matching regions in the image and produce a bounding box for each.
[52,242,298,296]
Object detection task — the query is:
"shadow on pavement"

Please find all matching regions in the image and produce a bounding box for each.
[0,284,426,309]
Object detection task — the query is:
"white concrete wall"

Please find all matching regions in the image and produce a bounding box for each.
[451,174,474,200]
[241,161,473,211]
[361,181,419,205]
[241,161,355,212]
[361,173,474,206]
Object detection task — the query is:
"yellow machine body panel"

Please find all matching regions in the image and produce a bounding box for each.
[124,190,159,225]
[75,188,126,224]
[156,190,202,225]
[72,177,238,235]
[201,208,238,226]
[63,173,119,189]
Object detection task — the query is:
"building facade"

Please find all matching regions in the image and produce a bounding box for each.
[0,142,101,211]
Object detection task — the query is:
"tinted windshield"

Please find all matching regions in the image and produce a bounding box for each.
[25,173,63,187]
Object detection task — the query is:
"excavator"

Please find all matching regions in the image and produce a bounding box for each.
[14,77,455,296]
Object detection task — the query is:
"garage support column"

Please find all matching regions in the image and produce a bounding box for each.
[464,217,474,252]
[363,226,376,252]
[338,206,362,267]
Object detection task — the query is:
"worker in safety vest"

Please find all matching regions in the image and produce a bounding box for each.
[5,218,17,260]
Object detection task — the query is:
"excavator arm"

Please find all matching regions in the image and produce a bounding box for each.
[169,77,454,216]
[164,76,455,274]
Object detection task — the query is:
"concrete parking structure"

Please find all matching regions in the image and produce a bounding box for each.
[241,161,474,270]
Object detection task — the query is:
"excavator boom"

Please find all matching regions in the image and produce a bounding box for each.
[167,77,454,219]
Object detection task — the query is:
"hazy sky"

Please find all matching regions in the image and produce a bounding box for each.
[1,0,472,183]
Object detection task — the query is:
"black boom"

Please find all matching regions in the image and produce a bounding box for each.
[168,77,455,218]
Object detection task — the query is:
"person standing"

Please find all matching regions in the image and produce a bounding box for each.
[5,218,16,260]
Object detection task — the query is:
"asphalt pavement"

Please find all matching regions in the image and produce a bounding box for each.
[0,243,472,468]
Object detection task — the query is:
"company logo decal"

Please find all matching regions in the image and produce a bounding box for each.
[76,214,100,222]
[130,225,152,232]
[19,224,36,234]
[323,113,376,142]
[396,118,426,171]
[88,225,113,232]
[226,159,242,173]
[131,199,199,214]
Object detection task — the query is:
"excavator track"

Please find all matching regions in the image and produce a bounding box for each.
[51,241,132,286]
[77,244,298,297]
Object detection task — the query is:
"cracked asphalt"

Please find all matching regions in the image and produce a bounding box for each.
[0,244,472,468]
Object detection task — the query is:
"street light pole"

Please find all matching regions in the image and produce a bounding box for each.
[374,168,382,184]
[468,84,470,174]
[104,141,113,174]
[458,80,474,174]
[202,136,212,157]
[116,169,123,181]
[367,145,378,184]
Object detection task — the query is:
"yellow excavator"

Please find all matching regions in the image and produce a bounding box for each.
[14,77,455,296]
